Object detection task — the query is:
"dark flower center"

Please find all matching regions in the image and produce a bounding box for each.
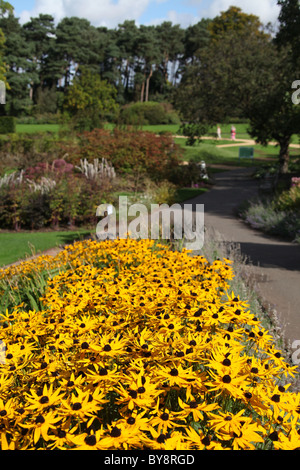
[201,436,210,446]
[39,396,49,404]
[189,401,198,409]
[35,415,45,425]
[222,358,231,366]
[269,431,279,441]
[222,375,231,384]
[271,394,280,403]
[72,402,82,411]
[84,435,97,446]
[127,417,136,425]
[129,390,138,399]
[157,434,166,443]
[110,427,121,438]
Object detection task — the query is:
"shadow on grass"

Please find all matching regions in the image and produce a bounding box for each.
[55,231,93,246]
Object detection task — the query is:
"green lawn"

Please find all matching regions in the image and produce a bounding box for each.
[175,137,300,168]
[0,230,91,267]
[16,123,61,134]
[174,187,208,202]
[10,120,300,175]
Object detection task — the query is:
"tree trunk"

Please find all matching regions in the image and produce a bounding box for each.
[145,67,153,102]
[279,138,290,174]
[140,77,145,102]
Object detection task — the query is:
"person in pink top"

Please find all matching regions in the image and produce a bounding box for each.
[231,126,236,140]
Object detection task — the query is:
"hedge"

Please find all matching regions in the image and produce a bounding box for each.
[0,116,16,134]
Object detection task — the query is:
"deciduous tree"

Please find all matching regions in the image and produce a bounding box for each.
[63,67,118,131]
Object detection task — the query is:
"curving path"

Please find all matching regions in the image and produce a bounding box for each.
[183,167,300,347]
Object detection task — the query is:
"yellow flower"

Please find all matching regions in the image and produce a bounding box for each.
[207,368,248,399]
[0,238,299,450]
[272,428,300,450]
[230,421,265,450]
[184,426,213,450]
[208,409,252,437]
[25,384,65,412]
[149,400,180,433]
[20,411,61,445]
[59,389,103,422]
[178,396,219,422]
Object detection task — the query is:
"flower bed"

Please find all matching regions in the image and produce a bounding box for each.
[0,238,299,450]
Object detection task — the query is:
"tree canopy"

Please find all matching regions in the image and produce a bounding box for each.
[0,2,298,173]
[63,67,118,131]
[175,2,300,173]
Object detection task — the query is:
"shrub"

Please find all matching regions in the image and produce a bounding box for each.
[170,161,212,187]
[0,159,114,230]
[274,184,300,211]
[69,128,182,183]
[119,101,180,126]
[0,133,67,175]
[0,116,16,134]
[240,196,300,243]
[75,158,116,182]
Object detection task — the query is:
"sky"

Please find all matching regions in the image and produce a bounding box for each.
[9,0,281,29]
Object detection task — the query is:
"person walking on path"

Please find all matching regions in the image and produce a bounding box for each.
[217,125,221,140]
[231,126,236,140]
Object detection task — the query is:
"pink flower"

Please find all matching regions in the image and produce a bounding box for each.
[291,177,300,187]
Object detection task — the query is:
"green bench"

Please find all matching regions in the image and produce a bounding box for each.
[239,147,254,159]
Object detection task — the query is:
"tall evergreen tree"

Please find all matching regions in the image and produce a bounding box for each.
[116,20,139,101]
[135,25,162,102]
[23,14,56,102]
[0,0,13,87]
[275,0,300,65]
[0,13,33,115]
[55,17,96,91]
[156,22,184,87]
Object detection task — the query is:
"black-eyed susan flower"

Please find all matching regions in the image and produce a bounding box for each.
[154,363,198,389]
[207,368,248,399]
[71,429,107,450]
[177,396,219,422]
[271,428,300,450]
[20,411,61,445]
[0,237,298,450]
[59,389,102,422]
[149,399,181,433]
[208,409,252,437]
[230,421,266,450]
[25,384,65,412]
[184,426,214,450]
[146,428,187,450]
